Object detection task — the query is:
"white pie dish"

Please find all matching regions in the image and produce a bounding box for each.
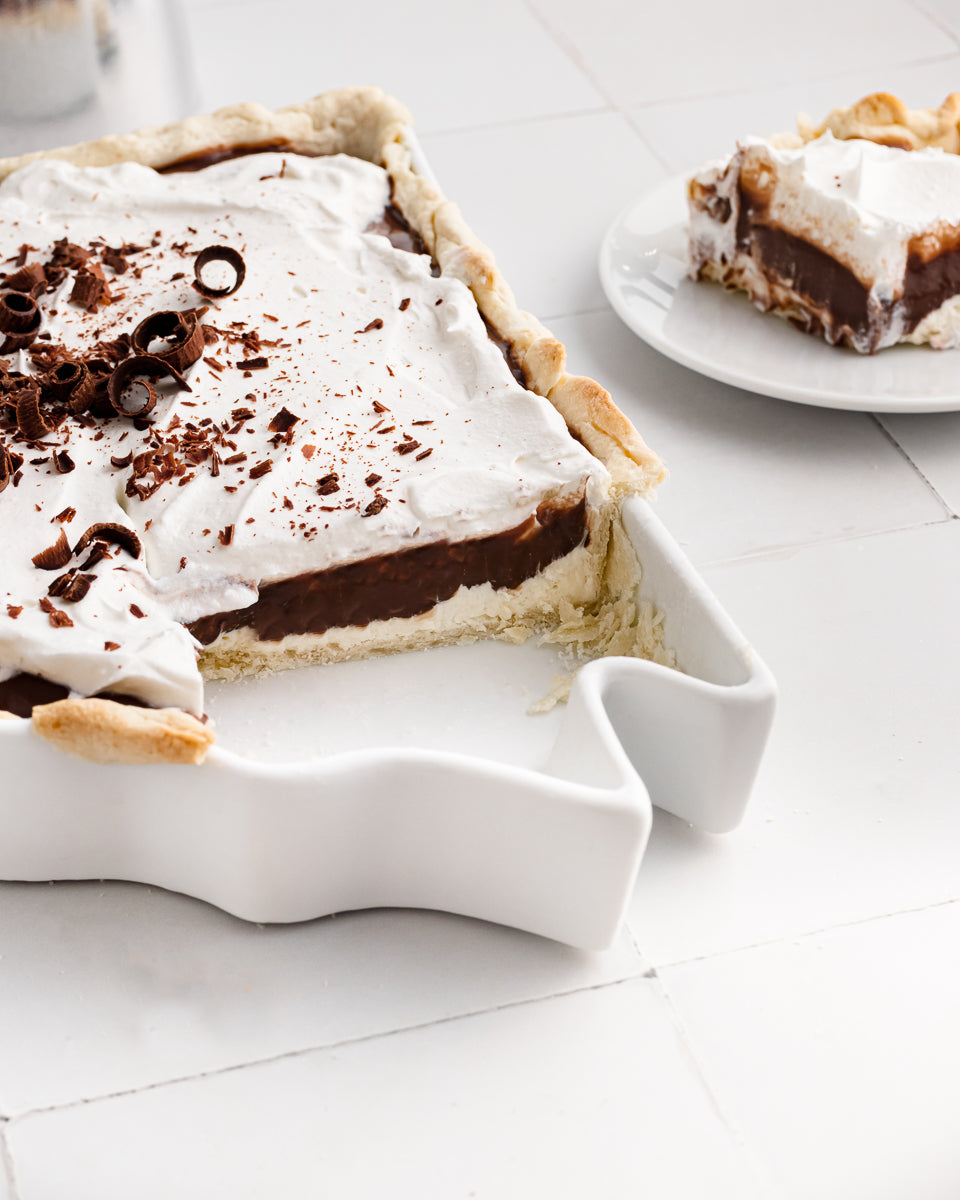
[0,494,775,951]
[600,173,960,413]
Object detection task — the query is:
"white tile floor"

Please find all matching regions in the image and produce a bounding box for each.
[2,0,960,1195]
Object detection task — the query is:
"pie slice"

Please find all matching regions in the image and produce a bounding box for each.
[687,92,960,353]
[0,87,665,763]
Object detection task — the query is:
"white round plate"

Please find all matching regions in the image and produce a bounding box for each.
[599,174,960,413]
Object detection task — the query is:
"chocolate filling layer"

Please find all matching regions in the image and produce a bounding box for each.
[737,186,872,343]
[901,246,960,329]
[157,140,299,173]
[189,496,589,645]
[0,674,145,717]
[738,183,960,348]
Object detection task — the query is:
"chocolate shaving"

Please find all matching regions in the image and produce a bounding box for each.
[193,245,246,298]
[0,445,11,493]
[110,451,133,469]
[362,495,387,517]
[94,333,132,364]
[249,460,273,479]
[101,247,128,274]
[104,641,120,651]
[267,406,299,434]
[394,440,421,455]
[2,263,45,293]
[69,264,109,311]
[317,472,340,495]
[356,318,384,334]
[6,604,22,619]
[43,264,67,291]
[32,529,71,570]
[16,383,52,440]
[48,570,94,603]
[52,450,74,474]
[39,597,73,628]
[79,542,110,570]
[236,356,268,370]
[218,524,234,546]
[365,472,382,486]
[74,522,142,560]
[107,354,189,418]
[131,309,205,373]
[129,603,145,619]
[51,239,89,269]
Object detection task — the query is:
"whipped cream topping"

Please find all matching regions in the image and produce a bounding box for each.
[0,152,606,713]
[690,133,960,295]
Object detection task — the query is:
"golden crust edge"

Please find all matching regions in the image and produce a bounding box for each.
[30,698,214,765]
[783,90,960,153]
[0,85,665,760]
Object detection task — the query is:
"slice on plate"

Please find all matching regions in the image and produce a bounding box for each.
[687,92,960,353]
[0,87,665,763]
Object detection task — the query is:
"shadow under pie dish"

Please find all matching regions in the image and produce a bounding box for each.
[687,91,960,353]
[0,86,665,765]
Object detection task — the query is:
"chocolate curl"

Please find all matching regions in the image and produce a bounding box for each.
[107,354,189,419]
[131,309,205,373]
[74,522,141,560]
[32,529,71,571]
[83,357,116,417]
[43,360,96,415]
[0,291,41,353]
[0,445,11,494]
[193,246,245,298]
[15,382,52,440]
[2,263,45,293]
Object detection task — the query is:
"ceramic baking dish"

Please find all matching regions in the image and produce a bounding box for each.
[0,493,775,951]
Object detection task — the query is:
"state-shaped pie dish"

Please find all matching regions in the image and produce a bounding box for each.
[0,88,775,947]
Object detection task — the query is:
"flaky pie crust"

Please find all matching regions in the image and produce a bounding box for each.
[789,91,960,153]
[0,86,665,764]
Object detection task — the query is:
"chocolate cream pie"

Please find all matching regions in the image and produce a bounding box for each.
[0,87,665,764]
[687,92,960,353]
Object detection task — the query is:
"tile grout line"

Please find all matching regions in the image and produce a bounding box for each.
[870,412,958,516]
[623,50,960,112]
[421,105,615,142]
[697,509,959,573]
[652,893,960,972]
[518,0,672,171]
[3,971,651,1126]
[646,971,790,1198]
[905,0,960,51]
[0,1120,21,1200]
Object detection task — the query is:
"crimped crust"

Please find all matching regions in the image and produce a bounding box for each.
[794,91,960,153]
[0,86,665,763]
